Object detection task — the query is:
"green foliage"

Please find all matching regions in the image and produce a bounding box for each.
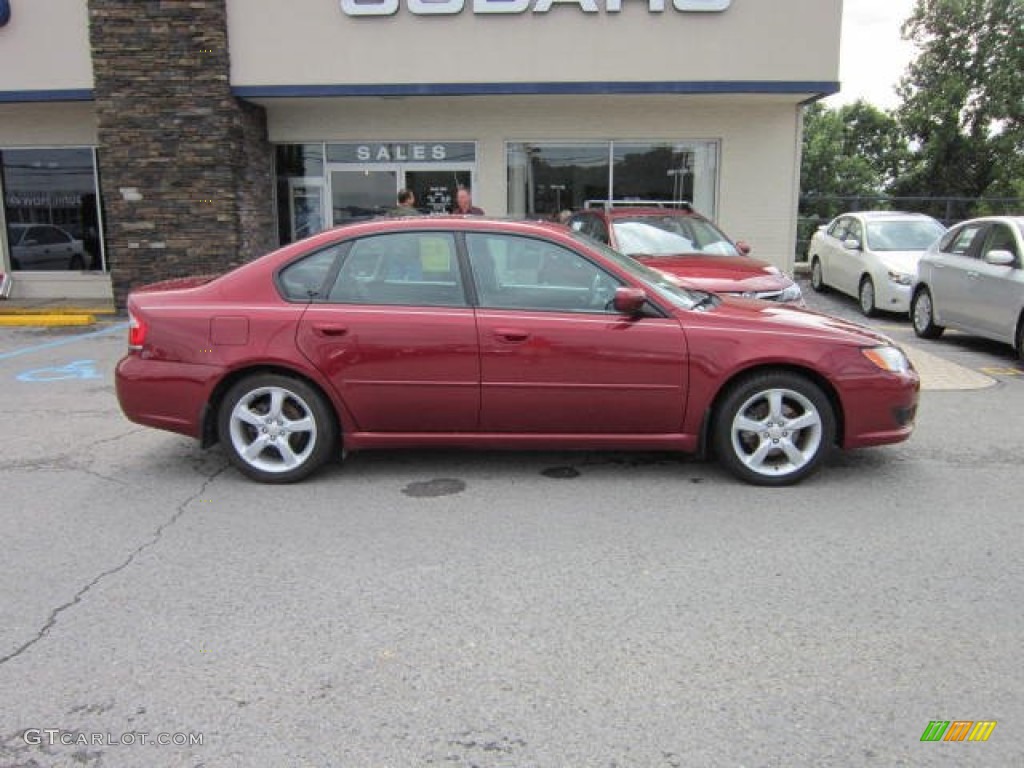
[895,0,1024,199]
[800,100,906,219]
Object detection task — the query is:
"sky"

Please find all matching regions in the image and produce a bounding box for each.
[825,0,920,109]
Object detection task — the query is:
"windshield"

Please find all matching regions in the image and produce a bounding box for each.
[865,219,945,251]
[611,216,740,258]
[570,233,702,311]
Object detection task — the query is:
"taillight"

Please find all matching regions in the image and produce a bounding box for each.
[128,312,147,350]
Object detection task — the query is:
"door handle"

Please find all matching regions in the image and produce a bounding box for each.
[967,271,980,280]
[312,323,349,337]
[933,263,945,269]
[494,328,530,343]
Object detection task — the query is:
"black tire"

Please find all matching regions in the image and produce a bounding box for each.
[69,254,85,270]
[911,287,944,340]
[1016,317,1024,361]
[858,276,878,317]
[713,371,836,487]
[810,257,827,292]
[217,373,337,483]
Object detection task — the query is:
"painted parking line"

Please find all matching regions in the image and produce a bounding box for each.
[979,366,1024,377]
[0,322,127,362]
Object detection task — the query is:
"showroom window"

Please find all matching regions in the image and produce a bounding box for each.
[275,144,326,246]
[507,140,719,220]
[1,147,106,272]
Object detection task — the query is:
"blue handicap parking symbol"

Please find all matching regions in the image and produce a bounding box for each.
[16,359,103,383]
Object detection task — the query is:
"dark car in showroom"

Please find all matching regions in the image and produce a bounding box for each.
[116,217,918,486]
[567,202,803,304]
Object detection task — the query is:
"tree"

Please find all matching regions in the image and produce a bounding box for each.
[895,0,1024,205]
[800,100,906,218]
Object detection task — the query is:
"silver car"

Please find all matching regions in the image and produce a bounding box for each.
[911,216,1024,357]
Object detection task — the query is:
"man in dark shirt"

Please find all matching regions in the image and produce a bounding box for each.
[452,186,484,215]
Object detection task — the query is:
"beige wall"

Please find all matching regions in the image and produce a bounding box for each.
[228,0,841,87]
[262,94,803,270]
[0,0,93,92]
[0,103,98,145]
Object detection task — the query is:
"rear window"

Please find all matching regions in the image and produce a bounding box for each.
[277,245,343,301]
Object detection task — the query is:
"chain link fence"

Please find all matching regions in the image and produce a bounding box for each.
[795,195,1024,260]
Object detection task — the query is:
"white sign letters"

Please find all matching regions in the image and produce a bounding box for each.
[340,0,730,17]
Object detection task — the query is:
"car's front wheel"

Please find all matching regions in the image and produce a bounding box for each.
[911,287,944,339]
[810,257,827,292]
[859,276,877,317]
[217,373,337,483]
[713,372,836,486]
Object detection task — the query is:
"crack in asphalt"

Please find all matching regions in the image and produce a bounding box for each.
[0,464,228,668]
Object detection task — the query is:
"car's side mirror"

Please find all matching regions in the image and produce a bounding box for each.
[612,286,647,315]
[843,238,861,251]
[984,249,1016,267]
[736,240,752,256]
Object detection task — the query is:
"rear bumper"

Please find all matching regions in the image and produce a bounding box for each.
[839,370,920,449]
[115,355,221,439]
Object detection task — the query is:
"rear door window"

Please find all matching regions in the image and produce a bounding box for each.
[326,232,467,307]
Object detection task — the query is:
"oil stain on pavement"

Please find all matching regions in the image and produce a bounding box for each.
[402,478,467,498]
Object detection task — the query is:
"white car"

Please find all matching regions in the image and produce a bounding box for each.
[808,212,946,316]
[8,223,86,271]
[911,216,1024,358]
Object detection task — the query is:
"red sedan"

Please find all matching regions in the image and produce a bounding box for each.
[116,217,918,486]
[568,205,804,304]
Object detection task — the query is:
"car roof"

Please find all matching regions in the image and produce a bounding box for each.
[317,216,572,241]
[593,207,704,220]
[847,211,940,221]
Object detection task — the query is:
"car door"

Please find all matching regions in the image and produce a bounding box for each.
[465,231,687,434]
[964,223,1023,342]
[818,217,849,290]
[930,222,989,329]
[295,231,481,433]
[835,217,866,296]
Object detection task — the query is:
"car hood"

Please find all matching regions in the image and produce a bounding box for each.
[633,254,790,292]
[873,250,927,275]
[694,295,898,347]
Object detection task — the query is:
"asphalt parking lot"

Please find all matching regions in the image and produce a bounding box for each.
[1,295,1022,767]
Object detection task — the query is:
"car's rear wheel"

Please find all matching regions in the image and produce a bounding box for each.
[810,258,827,292]
[713,372,835,486]
[217,373,337,483]
[69,254,85,270]
[911,287,944,339]
[1016,316,1024,360]
[859,276,877,317]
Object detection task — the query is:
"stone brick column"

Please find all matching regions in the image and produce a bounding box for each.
[88,0,277,308]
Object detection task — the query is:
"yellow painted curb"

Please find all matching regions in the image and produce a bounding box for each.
[0,314,96,327]
[0,306,116,315]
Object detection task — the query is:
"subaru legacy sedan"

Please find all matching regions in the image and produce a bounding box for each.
[116,218,919,486]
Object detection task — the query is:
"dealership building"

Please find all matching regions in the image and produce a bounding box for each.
[0,0,841,305]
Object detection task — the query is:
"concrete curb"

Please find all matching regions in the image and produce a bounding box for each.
[0,314,96,327]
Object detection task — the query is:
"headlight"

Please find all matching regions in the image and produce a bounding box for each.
[862,346,911,374]
[887,270,913,286]
[777,282,803,303]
